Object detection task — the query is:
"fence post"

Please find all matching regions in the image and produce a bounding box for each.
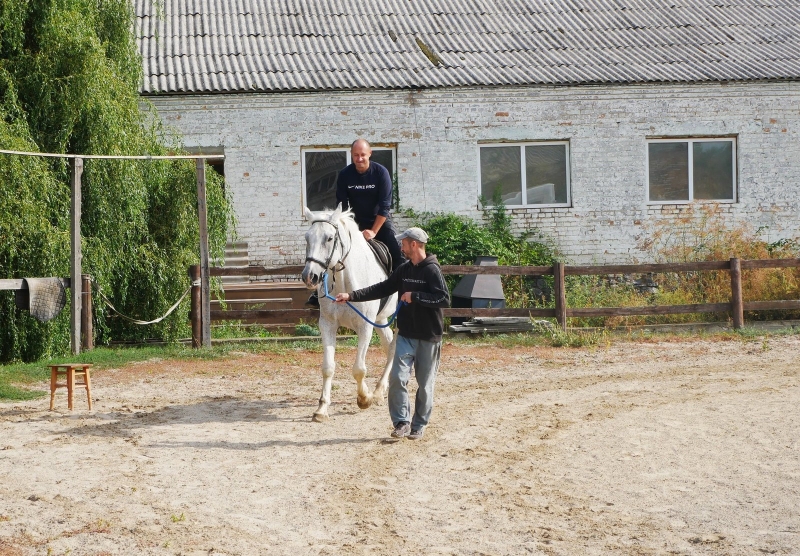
[70,157,83,355]
[730,257,744,329]
[195,159,212,348]
[554,262,567,331]
[189,264,202,348]
[81,274,93,351]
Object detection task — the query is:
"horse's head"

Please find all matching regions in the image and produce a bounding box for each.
[301,204,350,289]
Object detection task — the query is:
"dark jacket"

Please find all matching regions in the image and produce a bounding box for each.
[349,254,450,342]
[335,162,393,225]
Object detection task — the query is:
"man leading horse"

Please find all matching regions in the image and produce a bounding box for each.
[335,227,450,441]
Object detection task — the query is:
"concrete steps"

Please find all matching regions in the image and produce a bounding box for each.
[214,240,250,285]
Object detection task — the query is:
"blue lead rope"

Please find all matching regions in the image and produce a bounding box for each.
[321,273,405,329]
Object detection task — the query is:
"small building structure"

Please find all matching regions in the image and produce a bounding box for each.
[451,256,506,325]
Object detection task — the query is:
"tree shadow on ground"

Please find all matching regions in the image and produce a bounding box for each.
[0,395,388,448]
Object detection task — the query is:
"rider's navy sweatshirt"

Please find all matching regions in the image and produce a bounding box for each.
[348,255,451,342]
[335,162,393,225]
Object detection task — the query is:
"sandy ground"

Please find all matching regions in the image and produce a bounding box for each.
[0,334,799,556]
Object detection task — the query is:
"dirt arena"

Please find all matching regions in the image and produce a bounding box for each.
[1,334,799,555]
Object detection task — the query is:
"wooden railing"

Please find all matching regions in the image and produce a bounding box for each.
[189,258,800,347]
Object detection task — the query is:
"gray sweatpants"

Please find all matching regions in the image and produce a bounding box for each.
[388,335,442,429]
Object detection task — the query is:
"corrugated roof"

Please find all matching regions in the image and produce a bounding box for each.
[135,0,800,94]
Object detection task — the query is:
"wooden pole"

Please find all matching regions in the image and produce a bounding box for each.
[189,264,202,348]
[81,274,93,351]
[554,262,567,331]
[70,157,83,355]
[730,257,744,329]
[195,158,211,347]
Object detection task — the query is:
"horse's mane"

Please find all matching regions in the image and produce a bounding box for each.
[335,209,361,238]
[312,206,360,235]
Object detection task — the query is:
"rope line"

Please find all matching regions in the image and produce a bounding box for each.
[321,273,404,329]
[92,279,191,325]
[0,148,224,160]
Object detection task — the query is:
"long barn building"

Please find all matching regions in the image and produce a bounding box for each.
[135,0,800,266]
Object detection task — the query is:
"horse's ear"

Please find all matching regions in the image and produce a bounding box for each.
[304,207,315,221]
[331,203,343,221]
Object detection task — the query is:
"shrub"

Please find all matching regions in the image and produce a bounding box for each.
[295,323,321,337]
[639,203,800,321]
[404,199,558,307]
[568,203,800,328]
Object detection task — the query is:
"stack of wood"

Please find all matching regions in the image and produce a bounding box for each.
[449,317,550,334]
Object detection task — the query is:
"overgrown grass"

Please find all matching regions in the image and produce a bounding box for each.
[555,203,800,327]
[211,321,277,339]
[295,322,321,336]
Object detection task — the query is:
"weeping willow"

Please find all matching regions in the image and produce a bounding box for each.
[0,0,233,361]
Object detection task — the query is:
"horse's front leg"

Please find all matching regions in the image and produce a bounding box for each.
[313,318,337,422]
[353,321,374,409]
[372,326,395,404]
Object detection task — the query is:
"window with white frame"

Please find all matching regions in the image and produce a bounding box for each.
[647,138,736,203]
[479,141,570,206]
[302,147,396,211]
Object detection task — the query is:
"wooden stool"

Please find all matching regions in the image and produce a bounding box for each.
[49,364,93,411]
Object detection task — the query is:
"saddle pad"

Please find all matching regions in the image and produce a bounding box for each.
[366,239,393,317]
[367,239,392,276]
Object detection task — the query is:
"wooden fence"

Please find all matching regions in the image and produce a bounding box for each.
[189,258,800,347]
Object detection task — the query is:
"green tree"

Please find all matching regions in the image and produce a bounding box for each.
[0,0,233,361]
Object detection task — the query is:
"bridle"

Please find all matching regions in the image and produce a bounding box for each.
[305,219,352,273]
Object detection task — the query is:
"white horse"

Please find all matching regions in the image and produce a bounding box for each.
[301,204,397,422]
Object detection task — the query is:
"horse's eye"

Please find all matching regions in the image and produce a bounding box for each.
[326,236,333,242]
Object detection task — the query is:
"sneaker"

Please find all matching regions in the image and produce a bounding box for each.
[390,422,410,438]
[305,292,320,308]
[407,428,424,440]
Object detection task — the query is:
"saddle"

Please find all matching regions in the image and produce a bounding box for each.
[366,239,394,316]
[367,239,393,276]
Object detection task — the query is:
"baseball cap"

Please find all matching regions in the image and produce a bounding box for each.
[395,227,429,243]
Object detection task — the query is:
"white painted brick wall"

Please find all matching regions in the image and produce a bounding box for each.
[147,82,800,266]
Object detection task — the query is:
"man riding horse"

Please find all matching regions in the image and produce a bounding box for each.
[306,138,403,307]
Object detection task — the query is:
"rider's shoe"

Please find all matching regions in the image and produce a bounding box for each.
[305,292,320,308]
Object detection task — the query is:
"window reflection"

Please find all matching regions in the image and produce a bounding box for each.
[694,141,733,200]
[526,145,567,204]
[480,143,569,206]
[480,146,522,204]
[648,139,735,202]
[304,151,347,211]
[649,142,689,201]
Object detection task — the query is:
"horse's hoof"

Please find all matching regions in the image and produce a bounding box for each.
[312,412,329,423]
[357,396,371,410]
